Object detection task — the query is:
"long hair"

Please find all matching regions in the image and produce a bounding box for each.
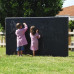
[30,26,36,35]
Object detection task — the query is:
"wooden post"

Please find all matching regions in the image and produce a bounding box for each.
[4,36,6,47]
[68,29,71,45]
[1,34,3,47]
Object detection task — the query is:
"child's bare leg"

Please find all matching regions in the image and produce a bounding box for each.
[20,50,23,56]
[33,50,35,56]
[17,51,20,56]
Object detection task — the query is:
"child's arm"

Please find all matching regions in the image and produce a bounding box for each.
[36,34,40,39]
[23,23,28,32]
[36,30,40,39]
[30,33,31,38]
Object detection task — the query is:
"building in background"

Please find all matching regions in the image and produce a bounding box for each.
[56,5,74,20]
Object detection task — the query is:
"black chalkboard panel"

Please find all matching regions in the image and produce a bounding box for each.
[5,17,68,56]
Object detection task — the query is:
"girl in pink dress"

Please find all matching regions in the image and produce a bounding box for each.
[30,26,40,56]
[15,23,28,56]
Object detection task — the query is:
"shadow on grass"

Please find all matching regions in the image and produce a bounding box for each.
[68,56,74,57]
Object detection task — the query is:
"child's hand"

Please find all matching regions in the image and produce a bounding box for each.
[23,23,26,26]
[36,29,39,33]
[36,35,40,39]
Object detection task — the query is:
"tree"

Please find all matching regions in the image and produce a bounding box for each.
[27,0,63,16]
[69,20,74,31]
[0,0,25,28]
[0,0,1,23]
[0,0,64,28]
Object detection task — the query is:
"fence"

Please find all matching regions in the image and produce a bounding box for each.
[68,31,74,51]
[0,31,74,49]
[0,32,6,47]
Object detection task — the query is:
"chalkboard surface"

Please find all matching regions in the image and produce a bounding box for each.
[5,17,68,56]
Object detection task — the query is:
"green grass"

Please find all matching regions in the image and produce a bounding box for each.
[0,48,74,74]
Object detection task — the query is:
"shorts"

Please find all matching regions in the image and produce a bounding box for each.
[16,46,24,51]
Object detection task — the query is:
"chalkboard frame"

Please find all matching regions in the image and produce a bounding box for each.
[5,17,68,56]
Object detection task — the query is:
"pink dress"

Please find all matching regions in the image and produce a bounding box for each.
[30,33,40,51]
[15,25,28,47]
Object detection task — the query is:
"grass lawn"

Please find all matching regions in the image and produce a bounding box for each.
[0,48,74,74]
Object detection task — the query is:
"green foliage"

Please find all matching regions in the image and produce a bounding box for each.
[69,20,74,31]
[24,0,63,17]
[0,0,64,28]
[0,23,4,31]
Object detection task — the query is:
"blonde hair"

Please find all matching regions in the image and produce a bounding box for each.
[16,23,22,29]
[30,26,36,35]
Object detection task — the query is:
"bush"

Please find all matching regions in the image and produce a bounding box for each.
[0,23,4,32]
[69,20,74,31]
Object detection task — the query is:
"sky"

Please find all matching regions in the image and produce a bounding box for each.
[63,0,74,8]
